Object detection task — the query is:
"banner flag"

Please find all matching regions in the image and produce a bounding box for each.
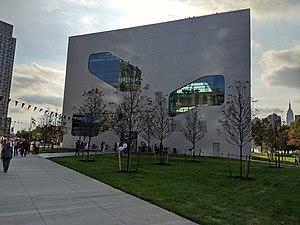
[31,118,36,126]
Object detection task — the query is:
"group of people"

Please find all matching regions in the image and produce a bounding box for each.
[12,139,30,156]
[138,141,152,154]
[74,140,106,156]
[0,138,42,173]
[11,139,40,156]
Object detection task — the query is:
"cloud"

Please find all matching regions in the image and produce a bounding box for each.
[261,45,300,90]
[183,0,300,22]
[251,40,261,49]
[11,63,65,109]
[107,0,197,27]
[0,0,121,66]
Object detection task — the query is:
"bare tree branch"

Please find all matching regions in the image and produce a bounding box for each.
[217,80,252,178]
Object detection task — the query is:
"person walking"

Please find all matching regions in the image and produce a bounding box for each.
[1,141,13,173]
[35,140,40,154]
[101,141,105,152]
[13,139,18,156]
[75,140,80,156]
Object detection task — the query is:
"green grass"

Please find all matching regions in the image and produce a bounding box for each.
[50,154,300,225]
[252,153,296,164]
[38,147,75,153]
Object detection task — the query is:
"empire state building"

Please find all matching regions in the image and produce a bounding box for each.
[286,100,294,126]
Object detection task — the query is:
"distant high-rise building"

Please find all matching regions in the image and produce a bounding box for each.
[267,113,281,127]
[286,100,294,126]
[0,20,16,135]
[295,115,300,122]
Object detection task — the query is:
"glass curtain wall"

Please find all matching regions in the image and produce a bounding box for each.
[169,75,225,117]
[88,52,141,91]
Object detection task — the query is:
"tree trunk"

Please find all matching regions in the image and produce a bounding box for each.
[127,144,131,172]
[239,147,243,178]
[160,141,163,164]
[87,136,91,161]
[192,142,195,161]
[127,133,132,172]
[147,140,150,155]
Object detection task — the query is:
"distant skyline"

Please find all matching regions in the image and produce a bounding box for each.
[0,0,299,132]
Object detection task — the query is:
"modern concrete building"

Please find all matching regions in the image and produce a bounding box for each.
[0,20,16,135]
[62,9,251,157]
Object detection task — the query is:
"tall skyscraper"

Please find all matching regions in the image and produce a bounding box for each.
[0,21,16,135]
[286,100,294,126]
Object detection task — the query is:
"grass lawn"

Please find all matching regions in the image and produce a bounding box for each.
[252,153,296,165]
[38,147,75,154]
[50,154,300,225]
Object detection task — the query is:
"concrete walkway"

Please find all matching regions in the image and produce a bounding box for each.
[0,155,198,225]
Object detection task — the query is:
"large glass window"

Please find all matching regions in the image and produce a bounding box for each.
[169,75,224,117]
[71,113,118,137]
[88,52,141,91]
[71,113,101,137]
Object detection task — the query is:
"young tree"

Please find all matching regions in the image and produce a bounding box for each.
[151,92,174,164]
[16,129,30,139]
[39,110,55,150]
[265,122,281,167]
[288,119,300,150]
[217,80,252,179]
[181,108,207,161]
[112,85,149,172]
[252,118,268,153]
[73,87,107,161]
[140,104,154,154]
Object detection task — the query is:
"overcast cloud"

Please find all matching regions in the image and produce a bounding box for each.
[183,0,300,22]
[261,45,300,90]
[10,63,64,107]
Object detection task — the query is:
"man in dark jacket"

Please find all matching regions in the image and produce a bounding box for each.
[1,141,13,173]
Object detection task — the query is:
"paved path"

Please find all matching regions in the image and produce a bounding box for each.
[0,155,198,225]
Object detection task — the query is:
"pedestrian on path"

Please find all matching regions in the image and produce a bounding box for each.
[1,141,13,173]
[13,139,18,156]
[75,139,80,156]
[35,140,40,154]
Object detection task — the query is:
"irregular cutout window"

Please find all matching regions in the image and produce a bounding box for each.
[169,75,224,117]
[71,113,101,137]
[88,52,141,91]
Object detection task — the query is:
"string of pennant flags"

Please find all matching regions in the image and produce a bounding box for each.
[8,98,77,129]
[8,98,62,118]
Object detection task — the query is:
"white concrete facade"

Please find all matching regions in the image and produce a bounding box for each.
[62,9,251,157]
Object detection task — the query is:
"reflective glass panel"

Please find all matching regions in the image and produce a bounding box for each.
[71,113,101,137]
[169,75,224,117]
[88,52,141,91]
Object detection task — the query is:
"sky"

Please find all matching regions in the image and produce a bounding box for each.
[0,0,299,132]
